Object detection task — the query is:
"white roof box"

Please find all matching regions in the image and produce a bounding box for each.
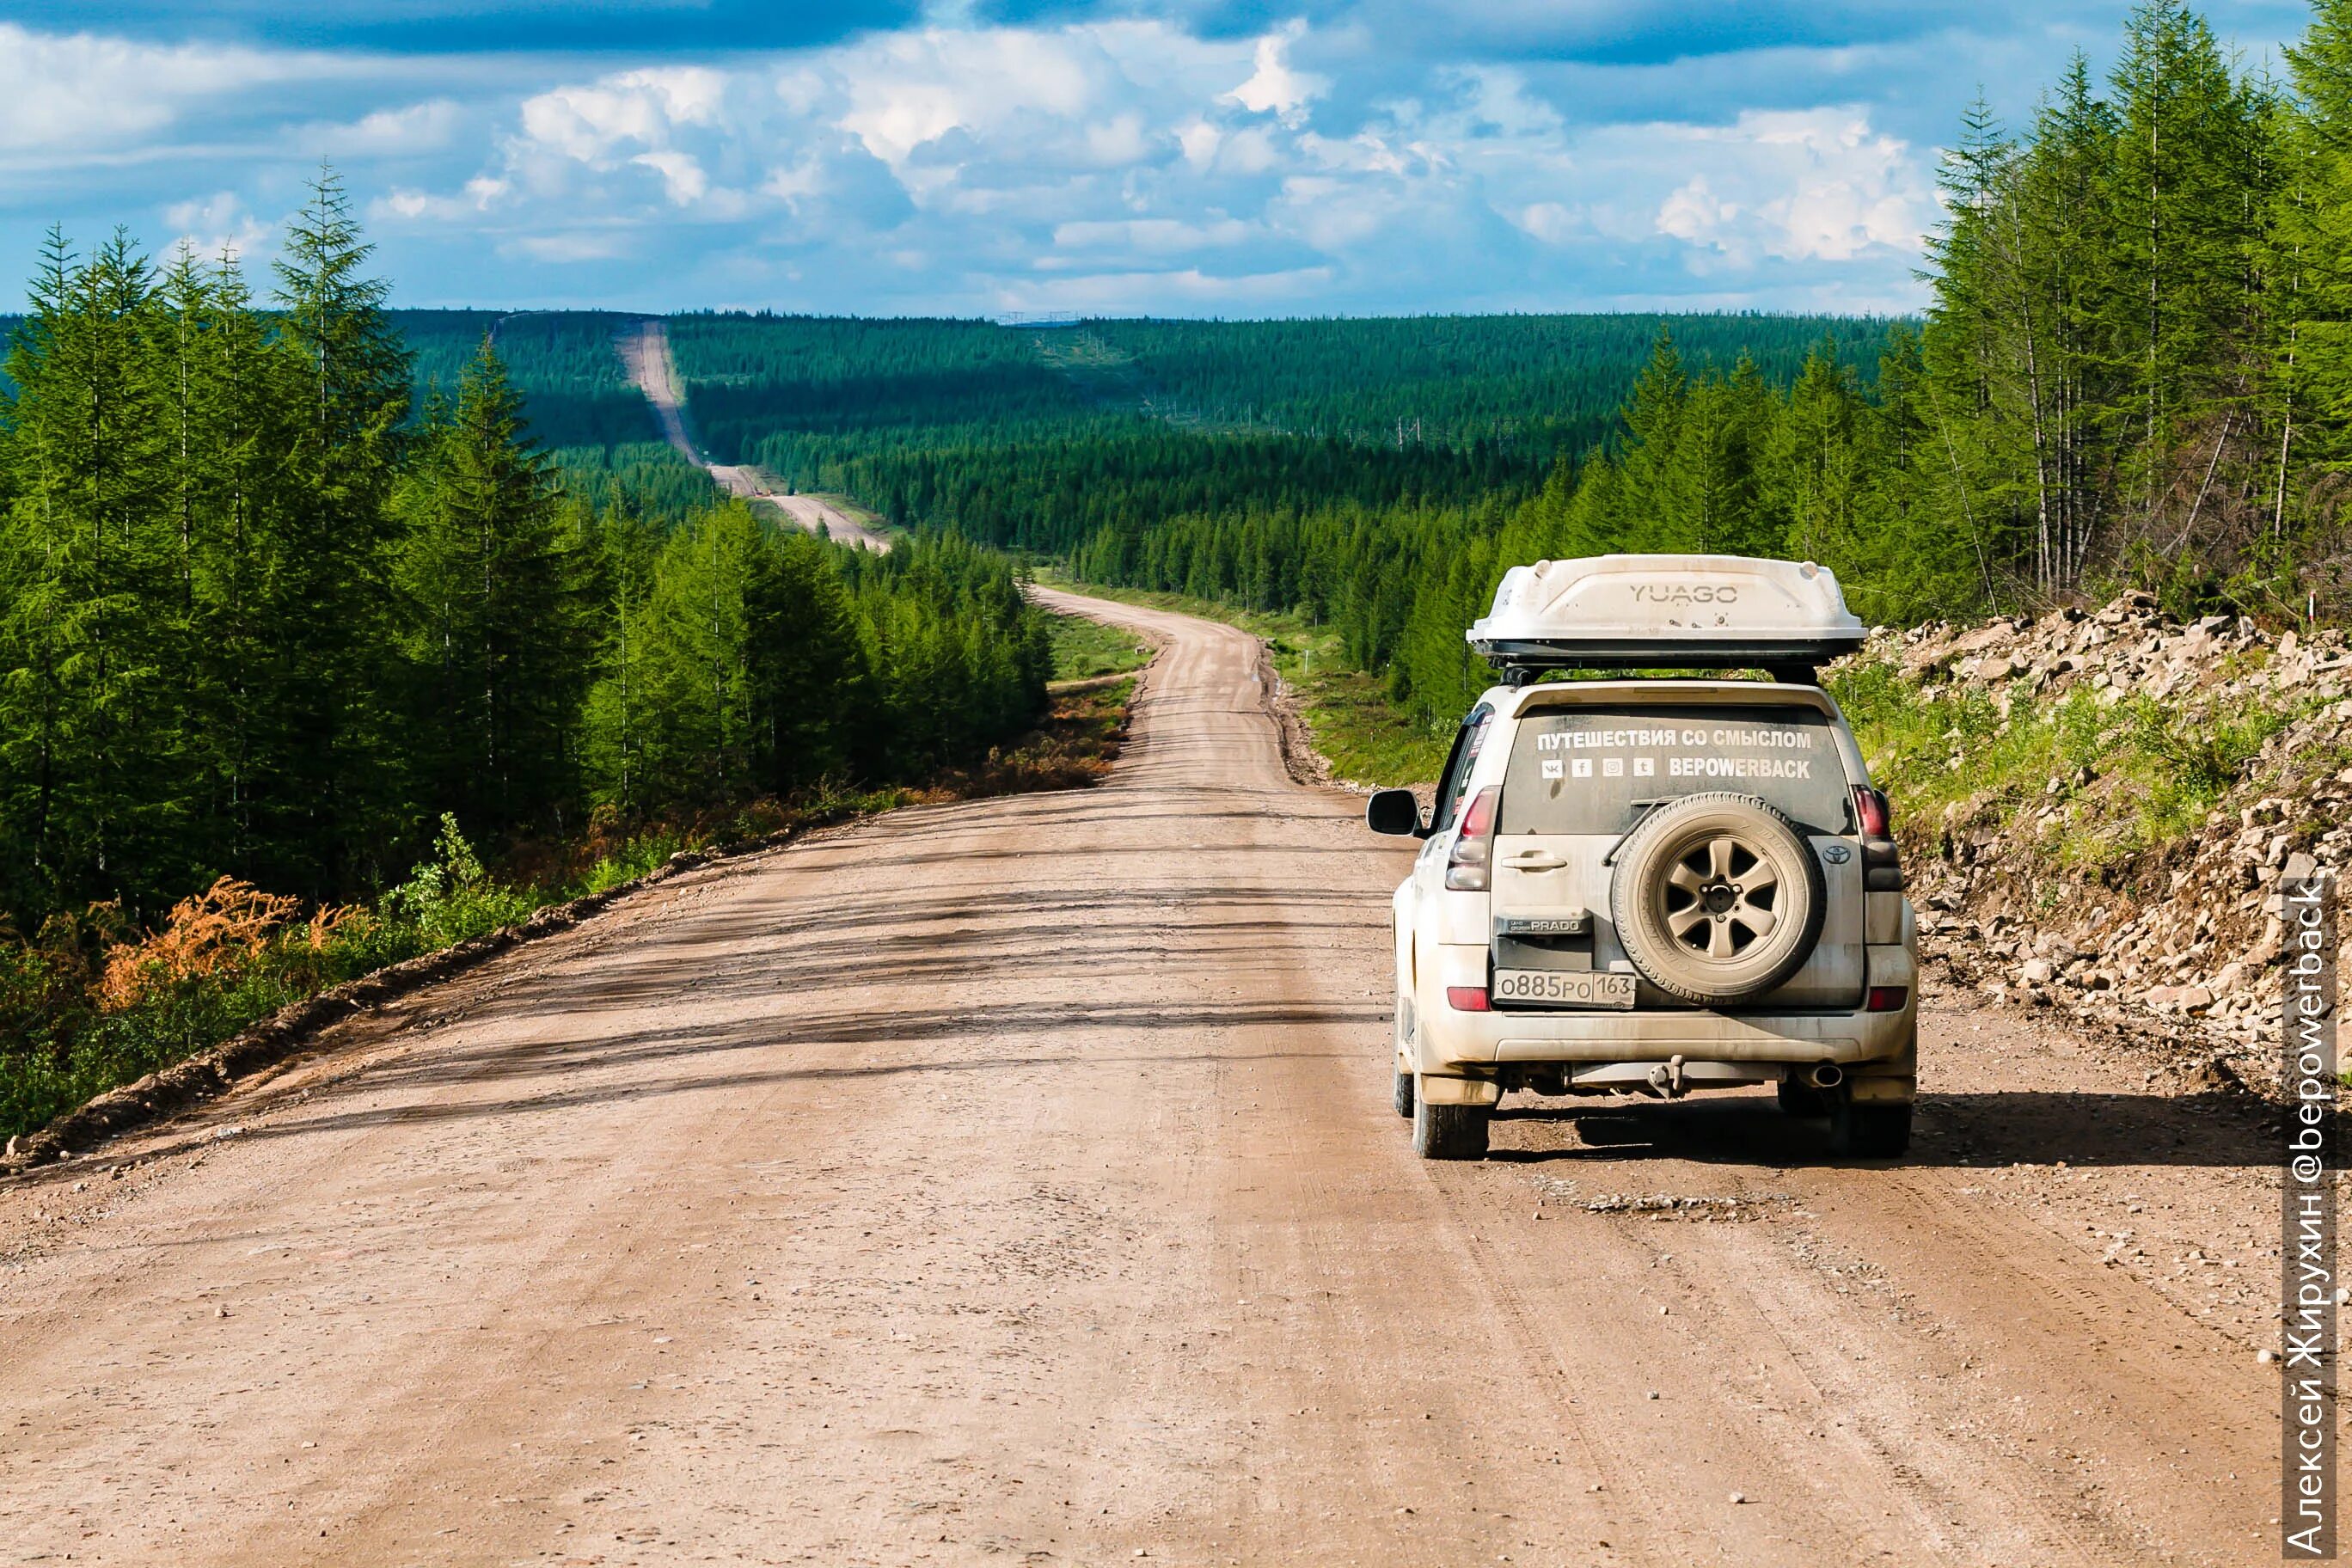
[1467,554,1865,672]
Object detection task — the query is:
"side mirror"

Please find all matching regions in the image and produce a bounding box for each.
[1365,787,1424,837]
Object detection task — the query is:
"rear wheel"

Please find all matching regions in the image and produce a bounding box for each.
[1393,1069,1415,1119]
[1829,1099,1912,1158]
[1412,1084,1489,1161]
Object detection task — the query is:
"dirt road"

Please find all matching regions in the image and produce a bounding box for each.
[614,319,891,552]
[0,589,2297,1566]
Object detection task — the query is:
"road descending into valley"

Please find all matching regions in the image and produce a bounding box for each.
[0,589,2294,1566]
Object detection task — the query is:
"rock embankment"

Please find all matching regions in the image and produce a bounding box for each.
[1844,591,2352,1097]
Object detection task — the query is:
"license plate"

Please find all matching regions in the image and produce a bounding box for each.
[1491,969,1637,1009]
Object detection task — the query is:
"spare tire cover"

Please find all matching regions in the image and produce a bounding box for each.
[1609,791,1827,1005]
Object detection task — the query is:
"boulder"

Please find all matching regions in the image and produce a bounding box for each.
[1955,624,2013,653]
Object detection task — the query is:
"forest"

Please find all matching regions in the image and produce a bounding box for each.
[665,309,1889,527]
[395,309,716,525]
[0,176,1052,937]
[1073,314,1894,454]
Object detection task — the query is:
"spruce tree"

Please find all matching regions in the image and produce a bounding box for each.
[398,335,587,835]
[270,164,413,891]
[0,229,182,918]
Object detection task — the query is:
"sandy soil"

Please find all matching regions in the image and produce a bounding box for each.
[614,320,890,553]
[0,587,2306,1566]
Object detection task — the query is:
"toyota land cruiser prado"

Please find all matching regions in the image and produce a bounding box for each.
[1364,554,1917,1161]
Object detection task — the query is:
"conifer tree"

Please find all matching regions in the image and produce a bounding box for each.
[0,230,181,916]
[270,165,414,889]
[398,335,589,835]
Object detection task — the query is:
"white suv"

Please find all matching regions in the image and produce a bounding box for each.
[1366,554,1917,1161]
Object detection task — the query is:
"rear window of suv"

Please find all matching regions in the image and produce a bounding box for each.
[1498,705,1854,836]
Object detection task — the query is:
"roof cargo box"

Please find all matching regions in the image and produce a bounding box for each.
[1467,554,1866,674]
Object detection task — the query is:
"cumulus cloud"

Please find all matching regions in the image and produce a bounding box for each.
[0,23,308,159]
[162,191,273,266]
[1224,21,1326,127]
[347,16,1942,312]
[303,99,466,157]
[519,68,728,164]
[1644,110,1931,265]
[0,5,2019,312]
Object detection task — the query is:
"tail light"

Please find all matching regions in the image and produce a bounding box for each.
[1852,786,1890,838]
[1443,787,1501,891]
[1446,986,1492,1012]
[1852,786,1904,891]
[1865,985,1909,1013]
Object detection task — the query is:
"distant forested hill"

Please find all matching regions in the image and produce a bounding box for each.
[372,309,1896,545]
[1080,314,1896,455]
[395,309,658,448]
[656,309,1890,551]
[665,310,1893,466]
[391,309,714,524]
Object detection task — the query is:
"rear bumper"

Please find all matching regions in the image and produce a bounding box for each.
[1480,1008,1913,1064]
[1415,943,1917,1071]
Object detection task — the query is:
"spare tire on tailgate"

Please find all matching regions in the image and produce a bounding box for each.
[1610,792,1826,1005]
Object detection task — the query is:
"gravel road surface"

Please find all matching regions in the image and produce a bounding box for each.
[0,588,2293,1565]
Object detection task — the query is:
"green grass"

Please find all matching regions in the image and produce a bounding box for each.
[1827,657,2324,873]
[1047,612,1155,681]
[1038,570,1452,785]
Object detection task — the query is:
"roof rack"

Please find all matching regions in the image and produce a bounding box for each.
[1467,554,1866,682]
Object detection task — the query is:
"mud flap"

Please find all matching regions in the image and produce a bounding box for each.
[1417,1074,1503,1107]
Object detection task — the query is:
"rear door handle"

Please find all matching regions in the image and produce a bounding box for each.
[1504,852,1568,871]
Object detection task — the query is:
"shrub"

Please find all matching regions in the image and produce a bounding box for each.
[382,814,545,948]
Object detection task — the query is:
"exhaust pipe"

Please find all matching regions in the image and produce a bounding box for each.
[1804,1062,1845,1091]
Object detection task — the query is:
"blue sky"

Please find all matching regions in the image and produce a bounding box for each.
[0,1,2315,316]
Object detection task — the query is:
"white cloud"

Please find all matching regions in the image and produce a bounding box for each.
[505,230,634,263]
[762,157,825,205]
[834,28,1109,168]
[162,191,272,265]
[307,100,465,157]
[371,174,508,224]
[1515,200,1582,244]
[631,150,709,205]
[401,31,1935,311]
[0,23,306,159]
[518,67,728,164]
[16,8,1938,314]
[1643,109,1931,265]
[1053,217,1253,253]
[1657,176,1739,246]
[1224,21,1326,128]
